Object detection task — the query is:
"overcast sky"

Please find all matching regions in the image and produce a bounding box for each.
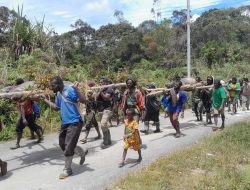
[1,0,250,34]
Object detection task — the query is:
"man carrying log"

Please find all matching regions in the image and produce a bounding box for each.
[211,79,227,130]
[192,76,204,121]
[80,91,102,144]
[140,83,161,134]
[14,78,43,140]
[40,76,88,179]
[200,76,213,125]
[121,78,145,123]
[227,77,241,114]
[11,79,43,150]
[96,77,114,149]
[241,78,250,111]
[167,81,187,138]
[0,122,7,176]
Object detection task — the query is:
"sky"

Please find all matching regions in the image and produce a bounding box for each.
[1,0,250,34]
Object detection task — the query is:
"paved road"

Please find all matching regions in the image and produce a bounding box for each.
[1,109,250,190]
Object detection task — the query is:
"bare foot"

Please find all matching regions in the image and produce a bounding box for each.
[118,162,125,167]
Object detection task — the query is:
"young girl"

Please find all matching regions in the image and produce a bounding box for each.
[119,108,142,167]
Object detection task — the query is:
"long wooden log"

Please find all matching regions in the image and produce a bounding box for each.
[146,84,214,96]
[89,83,126,90]
[146,83,229,96]
[146,88,172,96]
[145,83,204,93]
[144,88,166,92]
[196,85,213,89]
[0,90,54,100]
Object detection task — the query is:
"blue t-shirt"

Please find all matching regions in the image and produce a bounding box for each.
[56,86,81,125]
[161,96,169,109]
[167,91,187,113]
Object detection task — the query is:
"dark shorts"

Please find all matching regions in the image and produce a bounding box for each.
[59,122,83,157]
[202,100,211,113]
[144,110,160,122]
[16,114,38,134]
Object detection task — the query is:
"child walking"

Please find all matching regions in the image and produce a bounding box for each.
[119,108,142,167]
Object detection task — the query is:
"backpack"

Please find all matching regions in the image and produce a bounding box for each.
[32,101,40,118]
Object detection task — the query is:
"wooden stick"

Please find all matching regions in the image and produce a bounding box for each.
[89,83,126,90]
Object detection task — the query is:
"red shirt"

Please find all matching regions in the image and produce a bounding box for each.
[18,99,33,116]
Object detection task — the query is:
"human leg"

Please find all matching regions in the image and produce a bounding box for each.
[100,110,112,149]
[27,114,42,143]
[11,117,24,149]
[119,149,127,167]
[59,123,83,179]
[80,112,92,143]
[29,128,36,139]
[80,128,90,144]
[233,98,237,114]
[137,149,142,162]
[0,159,7,176]
[194,102,199,121]
[247,96,250,110]
[169,113,176,133]
[154,122,160,133]
[220,114,225,129]
[172,112,180,138]
[92,114,101,139]
[140,121,149,134]
[220,109,225,129]
[153,111,160,133]
[141,110,150,134]
[203,101,212,124]
[198,101,204,121]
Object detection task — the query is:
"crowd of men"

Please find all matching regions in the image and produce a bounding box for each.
[1,75,250,178]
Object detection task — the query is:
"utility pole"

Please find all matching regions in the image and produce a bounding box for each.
[187,0,191,77]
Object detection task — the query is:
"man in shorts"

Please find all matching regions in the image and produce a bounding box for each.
[211,79,227,130]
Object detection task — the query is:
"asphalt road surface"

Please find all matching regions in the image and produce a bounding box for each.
[1,109,250,190]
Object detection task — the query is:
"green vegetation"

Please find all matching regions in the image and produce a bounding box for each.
[108,121,250,190]
[0,5,249,141]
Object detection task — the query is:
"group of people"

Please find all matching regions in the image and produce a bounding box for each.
[191,76,250,130]
[1,74,250,179]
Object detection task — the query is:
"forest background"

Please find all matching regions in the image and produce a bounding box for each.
[0,4,249,141]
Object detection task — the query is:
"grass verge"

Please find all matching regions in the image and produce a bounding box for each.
[109,121,250,190]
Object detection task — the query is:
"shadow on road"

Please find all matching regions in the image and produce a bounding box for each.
[8,143,63,173]
[8,143,95,177]
[124,158,142,168]
[150,122,200,142]
[72,163,94,176]
[0,171,13,181]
